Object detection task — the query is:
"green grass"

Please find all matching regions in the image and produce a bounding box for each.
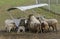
[50,4,60,13]
[0,0,35,6]
[38,0,60,14]
[0,0,60,29]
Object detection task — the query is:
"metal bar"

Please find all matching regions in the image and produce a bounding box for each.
[48,0,51,13]
[56,0,58,5]
[36,0,38,4]
[36,0,41,4]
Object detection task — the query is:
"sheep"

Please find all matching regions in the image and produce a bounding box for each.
[37,17,49,32]
[39,16,58,32]
[41,21,49,32]
[5,19,16,32]
[17,26,25,33]
[27,14,41,33]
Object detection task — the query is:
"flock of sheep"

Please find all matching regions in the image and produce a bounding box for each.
[5,14,58,33]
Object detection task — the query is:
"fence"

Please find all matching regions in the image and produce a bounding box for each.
[36,0,60,14]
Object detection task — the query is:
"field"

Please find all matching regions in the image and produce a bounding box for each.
[0,0,60,39]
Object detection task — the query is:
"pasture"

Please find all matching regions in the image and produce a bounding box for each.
[0,0,60,39]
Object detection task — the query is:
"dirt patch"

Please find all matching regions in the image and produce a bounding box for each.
[0,25,60,39]
[0,31,60,39]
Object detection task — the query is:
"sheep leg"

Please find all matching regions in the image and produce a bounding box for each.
[5,25,8,32]
[8,27,12,32]
[9,29,11,32]
[36,27,40,33]
[52,24,57,32]
[51,26,55,32]
[48,26,51,31]
[40,26,42,33]
[28,27,31,33]
[6,27,10,32]
[54,25,57,32]
[17,29,20,33]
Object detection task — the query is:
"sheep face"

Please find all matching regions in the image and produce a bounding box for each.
[17,26,25,33]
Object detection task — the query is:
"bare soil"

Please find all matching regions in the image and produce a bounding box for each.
[0,30,60,39]
[0,24,60,39]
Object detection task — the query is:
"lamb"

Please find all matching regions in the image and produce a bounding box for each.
[41,21,49,32]
[27,14,41,33]
[5,19,16,32]
[39,16,58,32]
[17,26,25,33]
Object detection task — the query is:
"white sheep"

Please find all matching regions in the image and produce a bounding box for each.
[17,26,25,33]
[39,16,58,32]
[27,14,41,33]
[5,19,16,32]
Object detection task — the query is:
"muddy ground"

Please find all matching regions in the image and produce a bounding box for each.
[0,30,60,39]
[0,25,60,39]
[0,31,60,39]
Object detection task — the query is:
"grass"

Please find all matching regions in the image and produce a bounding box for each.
[38,0,60,14]
[50,4,60,13]
[0,0,60,30]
